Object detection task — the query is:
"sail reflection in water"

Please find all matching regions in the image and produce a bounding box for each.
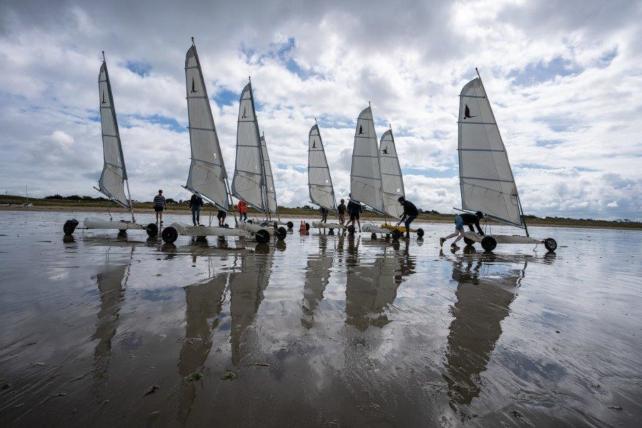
[444,256,526,410]
[301,236,334,328]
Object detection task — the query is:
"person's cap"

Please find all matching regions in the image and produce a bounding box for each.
[159,189,163,193]
[475,211,484,218]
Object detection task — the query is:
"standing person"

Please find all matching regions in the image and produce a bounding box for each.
[153,189,166,224]
[189,193,203,226]
[396,196,418,238]
[320,207,329,223]
[217,209,227,226]
[237,200,248,222]
[440,211,485,250]
[337,199,346,225]
[347,194,362,232]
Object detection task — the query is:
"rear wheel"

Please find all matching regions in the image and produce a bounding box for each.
[63,219,79,235]
[328,228,334,235]
[162,226,178,244]
[276,226,287,241]
[146,223,158,238]
[255,229,270,244]
[481,236,497,252]
[416,228,424,238]
[464,237,475,246]
[371,232,377,240]
[544,238,557,252]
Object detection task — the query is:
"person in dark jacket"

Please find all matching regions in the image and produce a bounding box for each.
[320,207,329,223]
[153,190,166,224]
[217,209,227,226]
[189,194,204,226]
[337,199,346,225]
[440,211,484,249]
[396,196,418,238]
[346,194,362,232]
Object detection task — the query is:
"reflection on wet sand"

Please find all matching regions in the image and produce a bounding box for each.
[345,237,402,330]
[177,257,228,423]
[229,251,274,366]
[301,236,333,328]
[444,255,526,413]
[91,250,132,399]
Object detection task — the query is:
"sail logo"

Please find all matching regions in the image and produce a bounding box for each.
[464,105,477,119]
[102,91,106,104]
[191,78,197,93]
[382,146,388,155]
[359,125,363,135]
[242,107,247,119]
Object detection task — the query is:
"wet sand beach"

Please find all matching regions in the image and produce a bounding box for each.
[1,210,641,427]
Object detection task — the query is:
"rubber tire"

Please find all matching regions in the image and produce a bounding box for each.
[416,228,424,238]
[276,226,287,241]
[392,229,403,241]
[305,223,310,231]
[63,219,79,235]
[481,236,497,252]
[328,228,334,235]
[255,229,270,244]
[287,221,294,230]
[464,237,475,246]
[544,238,557,253]
[161,226,178,244]
[146,223,158,238]
[371,232,377,240]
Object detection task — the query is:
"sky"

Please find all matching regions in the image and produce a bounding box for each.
[1,0,641,220]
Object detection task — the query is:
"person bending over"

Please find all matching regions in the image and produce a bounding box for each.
[440,211,484,250]
[347,195,362,232]
[237,200,248,222]
[396,196,418,238]
[217,209,227,227]
[153,190,166,224]
[189,193,203,226]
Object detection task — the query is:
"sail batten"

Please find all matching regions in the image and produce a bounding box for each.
[231,82,266,212]
[350,106,384,214]
[184,44,229,210]
[458,77,523,227]
[97,59,129,208]
[379,129,405,218]
[308,124,336,211]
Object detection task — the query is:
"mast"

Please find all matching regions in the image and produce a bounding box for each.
[475,68,528,236]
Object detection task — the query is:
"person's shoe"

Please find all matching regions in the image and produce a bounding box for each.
[439,238,445,247]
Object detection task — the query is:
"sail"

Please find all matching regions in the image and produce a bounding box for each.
[260,135,278,214]
[350,106,384,213]
[232,82,265,211]
[308,124,336,211]
[97,59,129,208]
[458,77,523,227]
[184,44,229,210]
[379,129,405,218]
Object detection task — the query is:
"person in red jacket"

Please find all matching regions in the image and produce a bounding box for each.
[237,200,248,222]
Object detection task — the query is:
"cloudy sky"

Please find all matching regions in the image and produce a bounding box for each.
[1,0,641,220]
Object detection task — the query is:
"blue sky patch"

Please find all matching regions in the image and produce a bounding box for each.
[510,57,582,86]
[213,88,237,106]
[125,60,152,77]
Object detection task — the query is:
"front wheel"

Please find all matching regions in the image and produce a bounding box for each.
[255,229,270,244]
[370,232,377,240]
[286,221,294,230]
[161,226,178,244]
[416,228,424,238]
[544,238,557,252]
[481,236,497,252]
[146,223,158,238]
[464,237,475,246]
[63,219,79,235]
[276,226,287,241]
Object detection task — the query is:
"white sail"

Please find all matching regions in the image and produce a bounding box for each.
[350,106,384,213]
[184,43,229,210]
[308,124,336,211]
[260,135,278,214]
[458,77,523,227]
[97,59,129,208]
[232,82,265,211]
[379,129,405,218]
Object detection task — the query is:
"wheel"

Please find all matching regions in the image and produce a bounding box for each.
[117,229,127,238]
[416,228,424,238]
[371,232,377,240]
[328,228,334,235]
[255,229,270,244]
[305,223,310,231]
[347,225,355,235]
[276,226,287,241]
[146,223,158,238]
[287,221,294,230]
[392,229,403,241]
[544,238,557,252]
[481,236,497,252]
[161,226,178,244]
[196,236,207,242]
[63,219,79,235]
[464,237,475,246]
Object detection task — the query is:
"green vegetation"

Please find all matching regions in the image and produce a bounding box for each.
[1,194,641,230]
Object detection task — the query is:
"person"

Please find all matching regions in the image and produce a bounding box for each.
[346,194,362,232]
[440,211,485,250]
[237,199,248,222]
[320,206,329,223]
[217,209,227,226]
[153,189,166,224]
[189,193,203,226]
[337,199,346,225]
[396,196,418,238]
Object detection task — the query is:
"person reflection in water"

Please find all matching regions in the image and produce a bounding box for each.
[443,256,524,412]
